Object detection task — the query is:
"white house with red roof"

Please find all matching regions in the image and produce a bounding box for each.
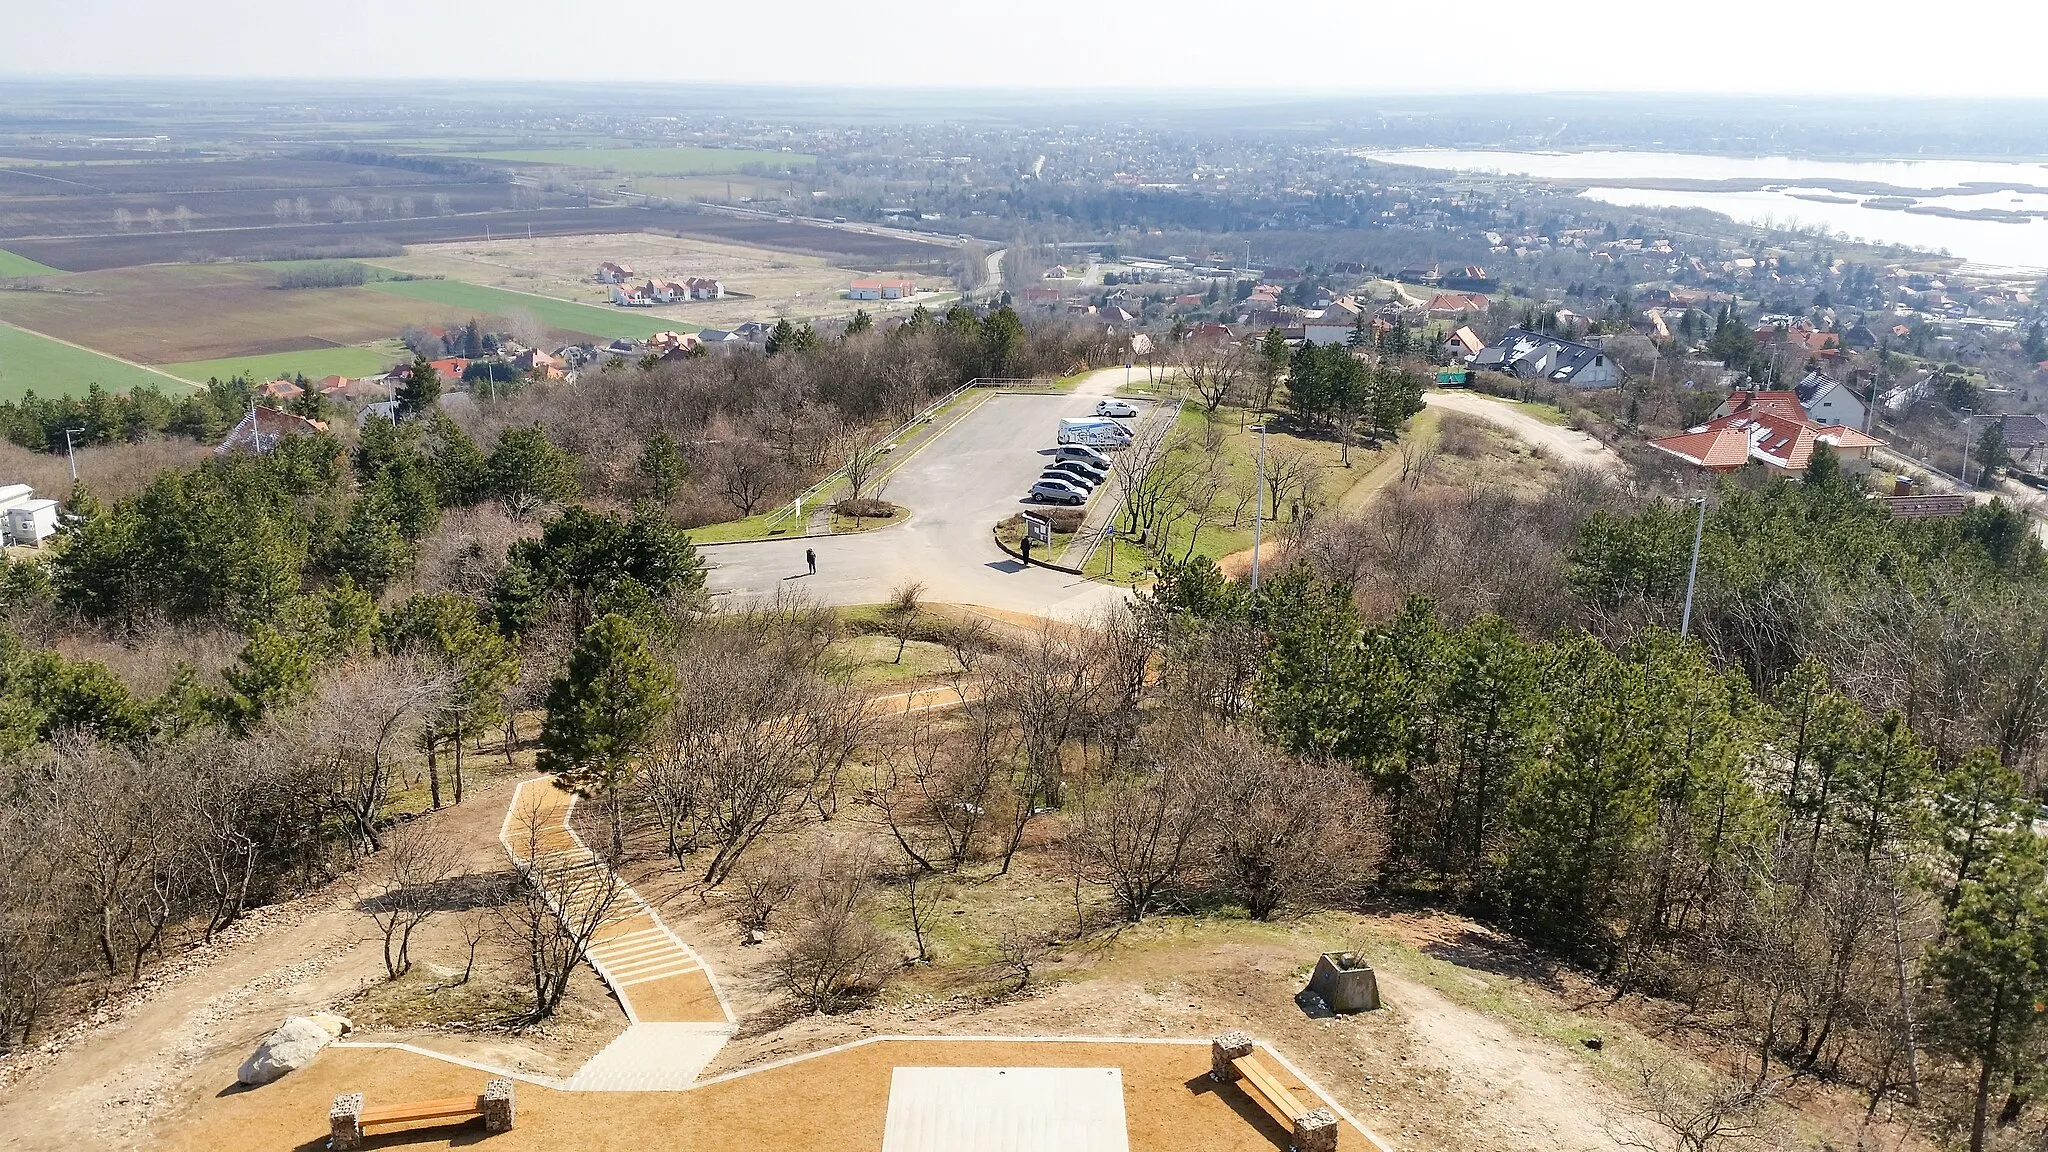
[1651,390,1883,474]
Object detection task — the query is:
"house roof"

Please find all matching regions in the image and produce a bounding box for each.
[1651,399,1883,472]
[1425,292,1489,314]
[1469,327,1610,383]
[1447,325,1486,356]
[217,405,326,455]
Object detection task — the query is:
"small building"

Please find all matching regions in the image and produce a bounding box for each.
[683,276,725,300]
[849,277,916,300]
[1424,291,1491,317]
[1467,327,1621,389]
[218,405,327,454]
[1793,371,1868,429]
[1650,391,1883,474]
[1444,325,1486,358]
[1043,265,1069,279]
[1021,287,1063,307]
[595,262,635,284]
[3,498,59,547]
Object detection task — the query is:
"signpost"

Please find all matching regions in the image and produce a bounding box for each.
[1022,513,1053,547]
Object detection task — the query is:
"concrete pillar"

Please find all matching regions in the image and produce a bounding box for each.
[1292,1107,1340,1152]
[1209,1030,1254,1082]
[482,1078,516,1133]
[328,1093,364,1151]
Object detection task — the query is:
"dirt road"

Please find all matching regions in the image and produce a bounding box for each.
[1423,391,1619,473]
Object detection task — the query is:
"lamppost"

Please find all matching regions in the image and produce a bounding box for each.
[1249,423,1269,594]
[62,427,84,482]
[1958,411,1984,489]
[1680,495,1707,639]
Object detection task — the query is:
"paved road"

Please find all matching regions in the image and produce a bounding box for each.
[1423,390,1620,472]
[701,391,1145,619]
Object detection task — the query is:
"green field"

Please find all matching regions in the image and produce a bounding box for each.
[365,279,688,339]
[162,343,405,384]
[456,146,815,176]
[0,322,197,402]
[0,249,62,279]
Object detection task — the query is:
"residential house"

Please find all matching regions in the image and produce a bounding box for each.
[258,378,302,401]
[694,328,744,347]
[1022,287,1063,308]
[1989,413,2048,470]
[427,357,470,385]
[1650,391,1883,474]
[1841,324,1878,350]
[1425,291,1491,318]
[218,404,327,455]
[1302,316,1356,346]
[1467,327,1621,389]
[612,284,656,307]
[512,348,562,379]
[1444,325,1486,358]
[595,262,635,284]
[684,276,725,300]
[1793,371,1867,429]
[849,277,916,300]
[731,322,774,345]
[1043,265,1069,279]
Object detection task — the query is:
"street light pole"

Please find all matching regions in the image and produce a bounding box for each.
[1680,495,1706,639]
[1249,424,1269,594]
[1959,413,1978,489]
[62,427,84,482]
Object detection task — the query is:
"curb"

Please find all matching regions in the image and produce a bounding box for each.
[991,524,1085,575]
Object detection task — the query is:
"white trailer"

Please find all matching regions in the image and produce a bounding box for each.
[1056,417,1133,447]
[3,498,57,546]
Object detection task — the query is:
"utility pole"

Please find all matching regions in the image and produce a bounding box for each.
[62,427,84,481]
[1249,424,1269,594]
[1959,411,1977,489]
[1680,494,1706,638]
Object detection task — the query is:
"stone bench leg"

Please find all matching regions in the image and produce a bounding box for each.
[329,1093,363,1151]
[1292,1106,1339,1152]
[1209,1031,1253,1082]
[482,1078,516,1133]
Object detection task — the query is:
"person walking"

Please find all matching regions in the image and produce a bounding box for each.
[805,547,817,576]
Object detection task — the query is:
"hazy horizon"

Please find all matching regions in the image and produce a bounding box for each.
[8,0,2048,97]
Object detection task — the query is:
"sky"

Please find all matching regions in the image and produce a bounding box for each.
[7,0,2048,97]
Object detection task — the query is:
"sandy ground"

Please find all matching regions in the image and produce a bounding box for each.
[1422,390,1620,473]
[370,232,954,330]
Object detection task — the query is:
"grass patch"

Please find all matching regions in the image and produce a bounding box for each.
[831,635,964,685]
[0,248,61,279]
[454,147,815,176]
[1510,398,1573,425]
[686,507,807,544]
[0,321,197,402]
[162,342,404,383]
[365,278,686,340]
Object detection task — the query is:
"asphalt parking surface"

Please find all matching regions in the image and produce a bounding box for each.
[700,390,1150,618]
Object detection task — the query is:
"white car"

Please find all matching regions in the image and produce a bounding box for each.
[1096,399,1138,418]
[1029,478,1087,505]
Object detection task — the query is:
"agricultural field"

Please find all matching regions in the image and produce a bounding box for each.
[630,175,791,205]
[453,146,814,176]
[162,340,408,384]
[367,232,954,330]
[0,248,60,278]
[364,277,684,340]
[0,321,196,402]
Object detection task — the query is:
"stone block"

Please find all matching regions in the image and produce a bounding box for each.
[482,1078,516,1133]
[329,1092,364,1151]
[1210,1030,1254,1082]
[1307,952,1382,1014]
[1292,1107,1340,1152]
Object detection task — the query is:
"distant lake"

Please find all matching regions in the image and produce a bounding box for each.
[1363,148,2048,271]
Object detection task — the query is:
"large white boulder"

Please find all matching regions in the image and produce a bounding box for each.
[305,1012,354,1039]
[236,1016,336,1085]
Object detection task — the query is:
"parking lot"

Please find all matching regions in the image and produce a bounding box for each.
[700,390,1151,617]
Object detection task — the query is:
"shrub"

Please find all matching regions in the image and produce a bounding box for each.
[835,498,897,520]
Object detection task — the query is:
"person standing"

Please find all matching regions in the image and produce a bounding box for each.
[1021,536,1032,568]
[806,547,817,575]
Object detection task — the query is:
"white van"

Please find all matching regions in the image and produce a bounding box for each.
[1056,417,1133,447]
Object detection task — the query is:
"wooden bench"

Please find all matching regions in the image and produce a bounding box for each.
[1210,1032,1340,1152]
[330,1078,514,1149]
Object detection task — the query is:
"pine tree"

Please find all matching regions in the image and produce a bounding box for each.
[395,356,441,421]
[537,613,672,859]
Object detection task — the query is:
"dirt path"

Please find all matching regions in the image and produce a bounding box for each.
[1424,391,1619,473]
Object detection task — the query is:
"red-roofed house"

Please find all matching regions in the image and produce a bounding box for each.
[218,404,327,455]
[1651,391,1883,474]
[1426,292,1491,317]
[849,277,916,300]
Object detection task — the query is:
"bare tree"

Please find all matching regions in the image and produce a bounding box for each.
[773,845,894,1013]
[170,205,194,231]
[1191,729,1387,919]
[882,581,926,663]
[731,848,800,932]
[113,207,133,232]
[1174,338,1251,413]
[431,192,452,216]
[870,709,1002,873]
[841,439,891,505]
[294,196,313,221]
[500,803,625,1022]
[1076,751,1206,923]
[272,197,292,222]
[713,439,779,516]
[275,656,451,855]
[994,923,1048,992]
[1612,1062,1783,1152]
[355,818,460,980]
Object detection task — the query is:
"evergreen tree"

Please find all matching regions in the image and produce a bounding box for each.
[385,591,519,807]
[764,318,797,356]
[537,612,672,859]
[845,309,873,336]
[635,432,690,502]
[395,356,441,421]
[488,423,580,516]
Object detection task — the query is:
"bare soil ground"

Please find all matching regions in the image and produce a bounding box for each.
[369,232,956,331]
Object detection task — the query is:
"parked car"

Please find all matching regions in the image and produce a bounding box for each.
[1095,399,1138,418]
[1055,444,1113,468]
[1040,468,1097,491]
[1047,460,1107,486]
[1029,478,1087,505]
[1057,417,1134,446]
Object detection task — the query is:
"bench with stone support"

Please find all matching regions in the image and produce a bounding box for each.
[329,1078,515,1149]
[1210,1032,1340,1152]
